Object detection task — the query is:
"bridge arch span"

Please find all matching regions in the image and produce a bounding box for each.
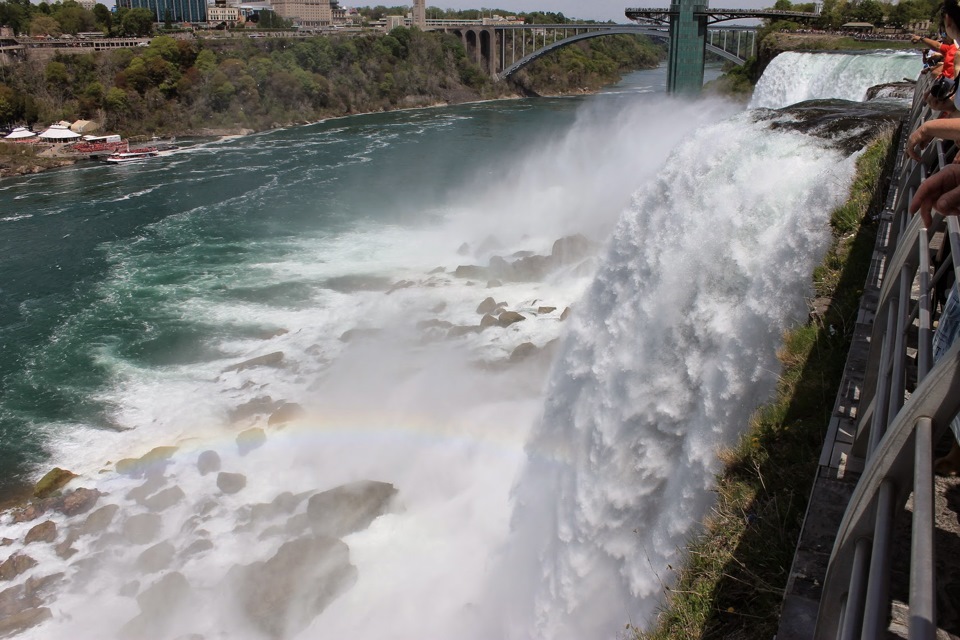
[496,28,743,81]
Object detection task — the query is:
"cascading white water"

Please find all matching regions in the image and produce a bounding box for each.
[473,110,859,639]
[750,50,921,108]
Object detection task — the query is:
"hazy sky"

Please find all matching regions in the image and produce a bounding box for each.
[423,0,775,23]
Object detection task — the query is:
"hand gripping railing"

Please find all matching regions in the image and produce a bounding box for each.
[813,73,960,640]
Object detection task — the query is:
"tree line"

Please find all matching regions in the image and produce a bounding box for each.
[771,0,940,30]
[0,28,665,136]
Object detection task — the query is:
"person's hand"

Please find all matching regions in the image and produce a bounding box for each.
[907,124,933,162]
[909,164,960,227]
[913,34,921,43]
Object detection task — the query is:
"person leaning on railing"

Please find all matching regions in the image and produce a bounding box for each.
[912,33,956,78]
[909,153,960,476]
[907,0,960,162]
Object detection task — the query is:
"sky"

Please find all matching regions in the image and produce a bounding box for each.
[424,0,775,23]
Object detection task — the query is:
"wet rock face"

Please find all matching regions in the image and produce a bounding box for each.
[120,571,191,639]
[236,428,267,456]
[33,468,77,499]
[197,450,221,476]
[217,472,247,495]
[122,513,162,545]
[24,521,57,545]
[760,99,905,155]
[0,553,37,581]
[82,504,120,535]
[230,536,358,640]
[306,480,397,538]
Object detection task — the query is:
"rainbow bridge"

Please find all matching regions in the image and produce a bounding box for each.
[421,0,820,94]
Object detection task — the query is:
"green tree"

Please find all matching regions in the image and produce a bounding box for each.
[29,14,62,37]
[44,60,68,85]
[853,0,884,24]
[120,7,154,36]
[0,1,30,34]
[93,3,112,31]
[0,84,15,124]
[104,86,129,112]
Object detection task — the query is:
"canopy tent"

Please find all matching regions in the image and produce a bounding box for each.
[70,120,100,133]
[3,127,37,140]
[38,124,82,142]
[841,22,875,31]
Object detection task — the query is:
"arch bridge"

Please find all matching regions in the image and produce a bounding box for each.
[429,22,755,84]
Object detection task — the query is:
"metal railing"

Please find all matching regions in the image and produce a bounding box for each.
[814,74,960,639]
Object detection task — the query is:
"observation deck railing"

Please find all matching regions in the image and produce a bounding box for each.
[813,74,960,639]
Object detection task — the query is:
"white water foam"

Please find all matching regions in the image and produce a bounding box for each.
[750,50,921,108]
[474,111,859,639]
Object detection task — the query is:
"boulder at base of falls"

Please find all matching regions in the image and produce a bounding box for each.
[229,536,357,640]
[0,606,52,637]
[24,521,56,545]
[236,428,267,456]
[509,342,539,363]
[497,311,526,327]
[306,480,398,538]
[222,351,284,373]
[116,446,179,478]
[81,504,119,535]
[197,450,222,476]
[33,468,76,499]
[217,472,247,495]
[0,553,37,581]
[119,571,191,640]
[267,402,304,427]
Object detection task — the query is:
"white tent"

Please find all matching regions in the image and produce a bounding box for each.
[38,124,82,142]
[70,120,100,134]
[4,127,37,140]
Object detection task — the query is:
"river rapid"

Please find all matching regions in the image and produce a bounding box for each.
[0,52,919,638]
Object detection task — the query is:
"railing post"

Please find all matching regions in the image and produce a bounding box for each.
[910,418,936,640]
[861,480,895,639]
[839,538,871,640]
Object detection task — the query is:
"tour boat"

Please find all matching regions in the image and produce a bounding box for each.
[104,143,178,164]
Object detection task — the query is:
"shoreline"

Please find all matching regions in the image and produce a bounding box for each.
[0,70,666,181]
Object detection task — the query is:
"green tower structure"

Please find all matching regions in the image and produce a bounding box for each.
[666,0,708,94]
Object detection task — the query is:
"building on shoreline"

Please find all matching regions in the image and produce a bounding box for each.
[115,0,207,24]
[270,0,342,27]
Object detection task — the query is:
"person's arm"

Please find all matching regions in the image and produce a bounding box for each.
[913,34,945,50]
[906,118,960,161]
[909,164,960,226]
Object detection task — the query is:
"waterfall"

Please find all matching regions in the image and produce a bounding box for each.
[484,109,865,638]
[750,50,921,108]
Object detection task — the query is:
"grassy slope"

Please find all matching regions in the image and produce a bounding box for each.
[633,130,896,639]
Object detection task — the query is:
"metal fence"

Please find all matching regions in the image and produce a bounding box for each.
[814,75,960,639]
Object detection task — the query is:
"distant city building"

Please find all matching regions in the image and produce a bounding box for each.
[77,0,97,10]
[384,14,404,30]
[412,0,424,27]
[207,5,241,23]
[116,0,207,23]
[270,0,341,27]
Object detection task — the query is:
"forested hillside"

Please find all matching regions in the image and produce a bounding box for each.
[0,29,664,137]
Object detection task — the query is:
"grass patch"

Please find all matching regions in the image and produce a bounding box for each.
[631,130,896,640]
